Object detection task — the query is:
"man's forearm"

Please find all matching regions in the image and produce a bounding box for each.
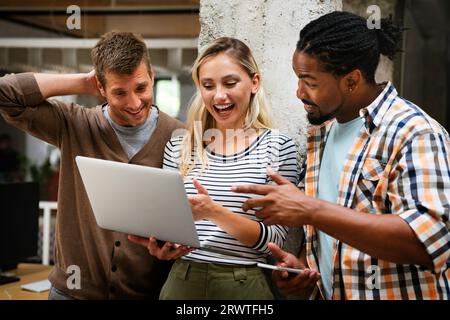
[309,200,433,269]
[34,73,96,99]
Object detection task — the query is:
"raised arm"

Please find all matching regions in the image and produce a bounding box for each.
[34,71,101,99]
[0,71,101,147]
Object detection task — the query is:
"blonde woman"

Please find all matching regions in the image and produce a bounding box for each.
[131,37,299,299]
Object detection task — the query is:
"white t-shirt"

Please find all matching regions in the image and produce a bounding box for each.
[163,129,299,265]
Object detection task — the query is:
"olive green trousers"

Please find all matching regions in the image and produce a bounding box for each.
[159,259,275,300]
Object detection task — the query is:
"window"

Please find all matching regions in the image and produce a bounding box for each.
[155,77,180,118]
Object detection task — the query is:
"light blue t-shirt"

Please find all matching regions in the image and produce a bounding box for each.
[317,116,364,299]
[103,105,158,160]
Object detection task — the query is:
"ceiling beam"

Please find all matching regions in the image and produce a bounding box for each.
[0,16,83,37]
[0,38,198,49]
[0,6,199,16]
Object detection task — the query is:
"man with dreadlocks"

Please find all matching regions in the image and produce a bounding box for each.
[233,11,450,300]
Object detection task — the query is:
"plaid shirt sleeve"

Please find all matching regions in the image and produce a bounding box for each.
[297,159,307,190]
[392,131,450,273]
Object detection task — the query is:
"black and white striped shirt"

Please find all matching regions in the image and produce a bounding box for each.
[163,129,299,265]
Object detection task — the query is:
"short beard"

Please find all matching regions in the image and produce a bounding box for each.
[307,113,335,125]
[306,100,345,126]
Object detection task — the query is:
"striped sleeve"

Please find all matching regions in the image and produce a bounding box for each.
[394,132,450,272]
[267,135,300,185]
[252,135,300,253]
[162,136,182,171]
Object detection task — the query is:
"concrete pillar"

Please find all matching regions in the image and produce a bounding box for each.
[199,0,342,158]
[199,1,342,257]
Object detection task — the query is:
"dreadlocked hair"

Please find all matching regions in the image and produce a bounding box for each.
[297,11,403,83]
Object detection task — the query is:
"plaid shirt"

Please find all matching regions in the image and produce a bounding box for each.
[302,82,450,299]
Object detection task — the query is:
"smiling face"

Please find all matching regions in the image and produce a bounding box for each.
[198,52,260,132]
[293,50,355,125]
[97,60,154,127]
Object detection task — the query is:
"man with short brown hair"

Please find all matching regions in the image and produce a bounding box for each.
[91,31,151,90]
[0,31,184,299]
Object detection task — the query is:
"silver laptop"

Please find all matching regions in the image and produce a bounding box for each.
[75,156,253,259]
[75,156,201,248]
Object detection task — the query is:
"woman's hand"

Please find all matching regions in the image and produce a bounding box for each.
[188,179,221,221]
[188,179,262,246]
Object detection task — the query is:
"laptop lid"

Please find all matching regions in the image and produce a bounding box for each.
[75,156,201,248]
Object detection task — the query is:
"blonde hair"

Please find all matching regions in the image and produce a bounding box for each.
[179,37,273,177]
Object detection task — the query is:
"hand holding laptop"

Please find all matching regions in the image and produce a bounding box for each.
[128,235,194,260]
[126,177,204,260]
